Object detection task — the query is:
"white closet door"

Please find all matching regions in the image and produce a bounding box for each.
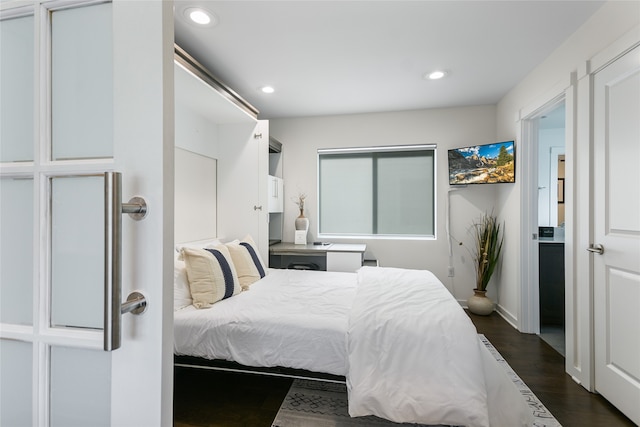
[593,44,640,425]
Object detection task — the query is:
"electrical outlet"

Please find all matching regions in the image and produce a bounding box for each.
[447,266,455,277]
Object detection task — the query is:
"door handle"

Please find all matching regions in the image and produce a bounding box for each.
[104,172,148,351]
[587,244,605,255]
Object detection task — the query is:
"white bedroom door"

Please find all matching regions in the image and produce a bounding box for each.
[592,43,640,425]
[0,1,174,426]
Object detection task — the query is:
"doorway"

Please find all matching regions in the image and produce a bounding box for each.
[536,102,566,356]
[521,98,567,356]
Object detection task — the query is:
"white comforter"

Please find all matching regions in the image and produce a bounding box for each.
[175,266,533,426]
[174,268,356,376]
[347,267,532,427]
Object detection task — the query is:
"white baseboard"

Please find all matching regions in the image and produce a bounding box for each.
[496,304,519,330]
[458,300,523,334]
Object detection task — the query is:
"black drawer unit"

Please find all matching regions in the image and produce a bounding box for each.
[269,254,327,271]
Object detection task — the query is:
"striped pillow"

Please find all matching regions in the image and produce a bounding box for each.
[226,235,268,290]
[180,246,241,308]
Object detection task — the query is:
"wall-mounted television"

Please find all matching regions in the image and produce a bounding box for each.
[448,141,515,185]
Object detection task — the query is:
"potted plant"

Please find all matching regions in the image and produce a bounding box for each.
[467,212,504,315]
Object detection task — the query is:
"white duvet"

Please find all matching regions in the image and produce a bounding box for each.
[348,267,532,427]
[174,266,533,426]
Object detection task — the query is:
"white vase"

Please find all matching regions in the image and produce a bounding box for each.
[295,209,309,231]
[467,289,494,315]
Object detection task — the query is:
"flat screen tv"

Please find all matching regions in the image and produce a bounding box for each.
[448,141,515,185]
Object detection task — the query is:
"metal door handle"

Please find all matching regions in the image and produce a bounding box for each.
[104,172,148,351]
[587,244,605,255]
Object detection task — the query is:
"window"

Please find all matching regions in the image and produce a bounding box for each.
[318,145,435,238]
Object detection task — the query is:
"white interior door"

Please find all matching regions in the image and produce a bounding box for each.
[0,1,174,426]
[593,43,640,425]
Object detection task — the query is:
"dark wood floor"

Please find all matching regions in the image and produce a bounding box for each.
[174,311,634,427]
[469,311,634,427]
[174,367,292,427]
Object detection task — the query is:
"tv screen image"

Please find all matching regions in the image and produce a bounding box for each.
[448,141,515,185]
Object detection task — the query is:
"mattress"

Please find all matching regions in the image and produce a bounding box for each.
[174,268,356,376]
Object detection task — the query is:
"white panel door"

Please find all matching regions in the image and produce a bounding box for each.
[218,120,269,261]
[593,44,640,425]
[0,1,173,426]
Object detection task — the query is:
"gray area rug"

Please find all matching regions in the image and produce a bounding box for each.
[271,334,561,427]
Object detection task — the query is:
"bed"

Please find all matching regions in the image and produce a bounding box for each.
[173,239,534,426]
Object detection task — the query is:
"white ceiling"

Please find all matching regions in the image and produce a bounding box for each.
[174,1,604,120]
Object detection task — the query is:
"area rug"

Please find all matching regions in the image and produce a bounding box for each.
[271,334,561,427]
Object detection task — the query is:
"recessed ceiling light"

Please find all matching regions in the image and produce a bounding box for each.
[424,70,448,80]
[261,86,275,94]
[184,7,216,27]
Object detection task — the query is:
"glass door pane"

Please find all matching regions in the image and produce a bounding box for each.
[50,176,103,329]
[0,15,34,163]
[51,4,112,160]
[0,178,33,325]
[50,346,110,427]
[0,340,32,426]
[2,3,123,426]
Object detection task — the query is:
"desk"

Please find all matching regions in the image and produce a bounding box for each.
[269,242,366,273]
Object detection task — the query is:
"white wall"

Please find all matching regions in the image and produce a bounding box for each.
[271,105,503,303]
[495,1,639,327]
[538,128,565,227]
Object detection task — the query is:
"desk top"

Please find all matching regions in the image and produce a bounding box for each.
[269,242,366,254]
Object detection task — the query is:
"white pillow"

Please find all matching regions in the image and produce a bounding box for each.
[180,246,241,309]
[174,251,192,311]
[175,238,222,253]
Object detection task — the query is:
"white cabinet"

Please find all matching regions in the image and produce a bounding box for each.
[174,49,269,262]
[326,244,366,272]
[268,175,284,213]
[217,120,269,262]
[326,251,364,273]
